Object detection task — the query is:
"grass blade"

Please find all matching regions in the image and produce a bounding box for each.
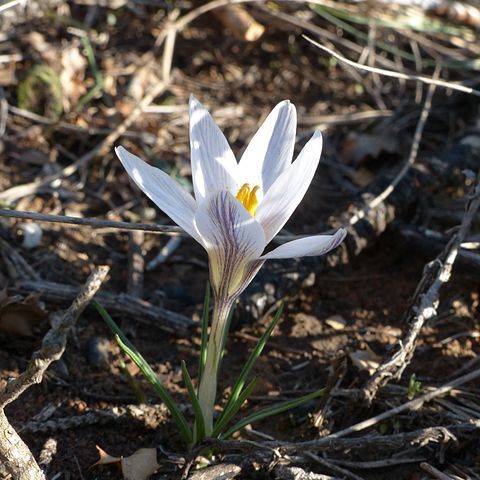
[181,360,206,443]
[221,388,324,439]
[214,303,283,431]
[95,301,193,445]
[211,378,256,438]
[198,284,210,385]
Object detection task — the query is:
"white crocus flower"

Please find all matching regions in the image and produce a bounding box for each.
[115,95,346,436]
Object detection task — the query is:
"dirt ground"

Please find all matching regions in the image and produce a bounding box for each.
[1,1,479,479]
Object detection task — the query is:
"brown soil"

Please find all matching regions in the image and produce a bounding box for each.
[1,2,479,479]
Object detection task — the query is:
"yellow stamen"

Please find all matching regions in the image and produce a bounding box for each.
[236,183,250,204]
[236,183,260,216]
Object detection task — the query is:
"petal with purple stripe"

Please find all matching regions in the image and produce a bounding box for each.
[194,191,265,299]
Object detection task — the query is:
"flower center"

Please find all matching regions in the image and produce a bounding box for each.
[236,183,260,216]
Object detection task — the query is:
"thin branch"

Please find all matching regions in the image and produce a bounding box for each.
[309,367,480,443]
[13,277,193,334]
[0,266,110,407]
[268,421,478,453]
[0,266,109,480]
[0,208,301,242]
[363,181,480,401]
[305,452,366,480]
[0,208,184,235]
[420,463,456,480]
[303,35,480,97]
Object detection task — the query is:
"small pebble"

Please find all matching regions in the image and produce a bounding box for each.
[17,222,43,248]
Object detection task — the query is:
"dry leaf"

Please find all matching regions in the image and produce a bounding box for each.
[349,346,382,375]
[325,315,347,331]
[0,290,47,336]
[92,446,159,480]
[122,448,159,480]
[92,445,121,466]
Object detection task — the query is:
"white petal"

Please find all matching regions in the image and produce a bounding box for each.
[255,131,323,243]
[189,95,239,202]
[194,191,265,298]
[238,100,296,193]
[261,229,347,260]
[116,146,202,243]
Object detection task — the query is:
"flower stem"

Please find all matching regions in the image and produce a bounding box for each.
[196,297,233,437]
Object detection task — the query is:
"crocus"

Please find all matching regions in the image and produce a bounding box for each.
[115,95,346,435]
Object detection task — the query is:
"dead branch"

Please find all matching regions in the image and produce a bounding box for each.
[0,266,109,480]
[274,466,337,480]
[187,463,242,480]
[0,267,109,407]
[302,367,480,444]
[0,208,184,236]
[213,5,264,41]
[12,278,194,335]
[325,456,425,470]
[20,404,169,434]
[266,422,478,453]
[420,462,456,480]
[305,453,366,480]
[363,181,480,402]
[184,422,478,477]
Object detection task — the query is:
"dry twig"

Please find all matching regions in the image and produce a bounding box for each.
[420,462,456,480]
[0,266,109,480]
[311,367,480,443]
[0,208,184,235]
[305,453,366,480]
[13,278,193,334]
[363,180,480,402]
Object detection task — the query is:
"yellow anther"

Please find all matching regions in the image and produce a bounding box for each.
[236,183,250,204]
[236,183,260,216]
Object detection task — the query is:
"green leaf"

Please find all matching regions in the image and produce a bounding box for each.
[214,304,283,431]
[221,388,324,439]
[118,361,146,404]
[198,284,211,385]
[95,301,193,446]
[211,378,256,438]
[181,360,206,443]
